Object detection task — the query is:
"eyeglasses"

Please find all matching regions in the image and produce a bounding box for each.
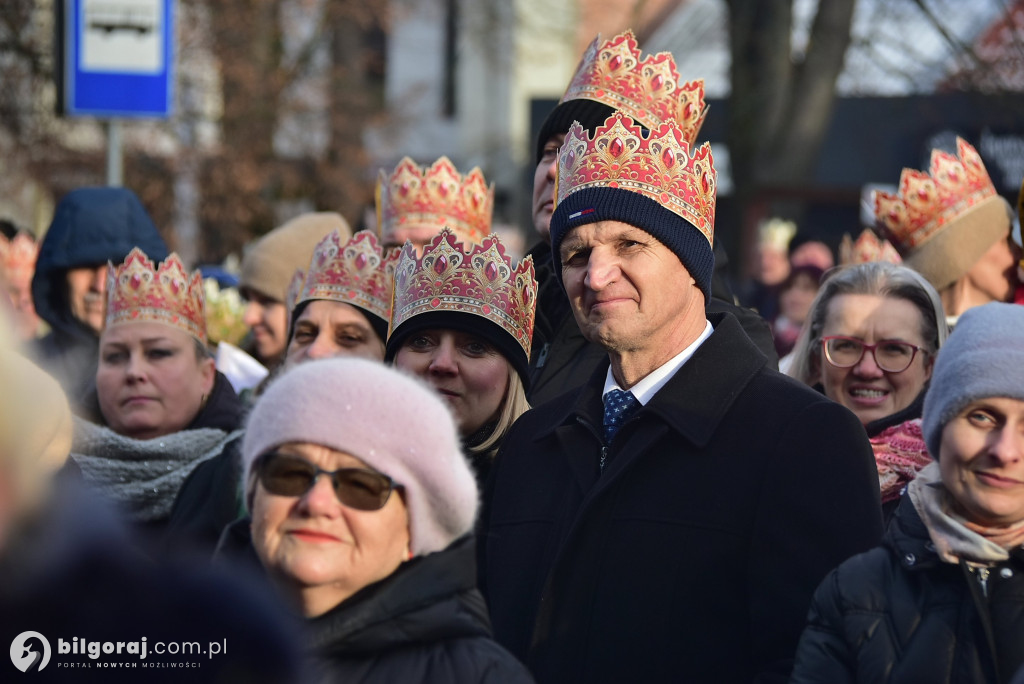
[257,452,400,511]
[821,335,928,373]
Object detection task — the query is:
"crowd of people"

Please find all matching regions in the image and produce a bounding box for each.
[2,28,1024,684]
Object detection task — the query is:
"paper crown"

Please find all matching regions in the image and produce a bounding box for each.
[556,112,716,242]
[872,138,998,251]
[839,230,902,265]
[561,30,708,144]
[106,248,206,344]
[0,232,38,276]
[389,228,537,359]
[376,156,494,245]
[295,230,399,324]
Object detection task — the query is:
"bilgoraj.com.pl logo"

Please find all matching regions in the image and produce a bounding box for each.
[10,631,227,673]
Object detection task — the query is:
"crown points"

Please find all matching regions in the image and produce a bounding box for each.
[558,113,716,244]
[562,30,707,145]
[106,248,206,344]
[874,137,997,251]
[297,230,398,324]
[390,228,537,358]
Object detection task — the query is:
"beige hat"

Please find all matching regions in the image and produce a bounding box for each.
[239,212,352,302]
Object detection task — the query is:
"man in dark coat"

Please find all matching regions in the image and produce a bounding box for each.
[479,110,884,683]
[31,187,167,412]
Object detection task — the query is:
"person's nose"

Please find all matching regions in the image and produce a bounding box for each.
[988,425,1024,465]
[851,346,885,378]
[544,157,557,182]
[124,352,146,384]
[298,474,341,515]
[584,249,618,291]
[91,265,108,293]
[306,332,338,361]
[427,338,458,375]
[243,300,262,327]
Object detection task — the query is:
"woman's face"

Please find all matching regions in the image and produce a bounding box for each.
[818,294,933,425]
[393,329,510,436]
[250,443,410,617]
[939,397,1024,527]
[286,300,385,366]
[97,322,215,439]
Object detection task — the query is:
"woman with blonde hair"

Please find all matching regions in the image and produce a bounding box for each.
[386,229,535,485]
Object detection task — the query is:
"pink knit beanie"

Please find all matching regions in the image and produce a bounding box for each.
[241,357,478,556]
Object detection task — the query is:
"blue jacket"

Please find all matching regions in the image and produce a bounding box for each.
[31,187,167,408]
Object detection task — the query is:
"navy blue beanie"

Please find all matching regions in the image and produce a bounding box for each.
[549,186,714,302]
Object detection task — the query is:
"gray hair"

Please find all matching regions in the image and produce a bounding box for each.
[786,262,948,387]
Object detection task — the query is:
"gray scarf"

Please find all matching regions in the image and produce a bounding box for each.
[71,417,243,523]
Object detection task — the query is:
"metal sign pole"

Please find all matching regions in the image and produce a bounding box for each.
[106,118,123,187]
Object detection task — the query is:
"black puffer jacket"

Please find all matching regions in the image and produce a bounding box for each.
[790,499,1024,684]
[31,187,167,411]
[309,536,534,683]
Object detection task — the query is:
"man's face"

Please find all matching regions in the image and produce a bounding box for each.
[559,220,704,354]
[66,264,108,334]
[532,134,565,243]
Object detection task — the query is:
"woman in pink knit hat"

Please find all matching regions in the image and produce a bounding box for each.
[235,357,533,683]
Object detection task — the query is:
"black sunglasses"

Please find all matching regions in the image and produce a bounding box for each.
[257,452,400,511]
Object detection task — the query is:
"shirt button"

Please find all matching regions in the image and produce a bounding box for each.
[1000,567,1014,579]
[904,553,916,566]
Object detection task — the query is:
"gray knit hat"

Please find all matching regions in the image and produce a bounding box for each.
[242,357,478,556]
[922,302,1024,459]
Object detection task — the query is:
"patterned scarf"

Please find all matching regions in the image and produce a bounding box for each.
[872,418,933,503]
[908,462,1024,564]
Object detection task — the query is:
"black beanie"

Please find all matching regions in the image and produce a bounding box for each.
[385,311,530,390]
[535,100,616,163]
[549,186,714,302]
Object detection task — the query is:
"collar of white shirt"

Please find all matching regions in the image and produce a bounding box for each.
[602,319,714,406]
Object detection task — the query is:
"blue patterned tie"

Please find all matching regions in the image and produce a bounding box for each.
[602,389,640,444]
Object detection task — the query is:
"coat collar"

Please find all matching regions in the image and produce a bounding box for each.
[537,312,768,448]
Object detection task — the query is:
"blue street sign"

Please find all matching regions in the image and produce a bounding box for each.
[63,0,175,118]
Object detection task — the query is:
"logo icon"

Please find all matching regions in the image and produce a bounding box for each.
[10,632,50,673]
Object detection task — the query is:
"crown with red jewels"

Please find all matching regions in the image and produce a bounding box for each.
[0,232,38,277]
[389,228,537,358]
[839,230,902,265]
[296,230,399,323]
[377,157,494,245]
[556,112,716,243]
[106,248,206,344]
[561,30,708,144]
[872,138,998,251]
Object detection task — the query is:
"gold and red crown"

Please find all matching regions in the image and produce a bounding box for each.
[106,248,206,344]
[376,156,494,244]
[839,230,902,266]
[562,30,708,144]
[296,230,399,323]
[390,228,537,358]
[556,112,716,242]
[0,232,38,277]
[872,138,997,251]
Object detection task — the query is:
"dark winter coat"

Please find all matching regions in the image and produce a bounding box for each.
[481,312,884,684]
[790,499,1024,684]
[31,187,167,410]
[307,536,534,683]
[525,241,778,405]
[163,371,247,555]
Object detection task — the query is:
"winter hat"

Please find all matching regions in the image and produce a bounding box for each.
[549,112,717,301]
[241,357,478,556]
[240,213,352,303]
[922,302,1024,459]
